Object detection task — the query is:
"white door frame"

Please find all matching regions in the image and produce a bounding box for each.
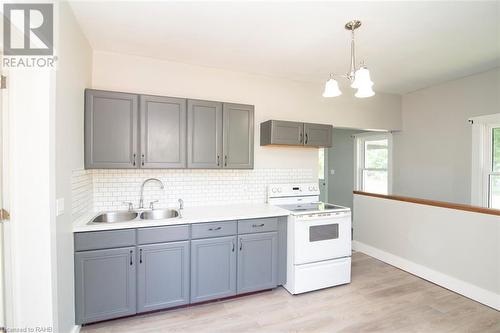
[319,148,329,202]
[1,69,14,330]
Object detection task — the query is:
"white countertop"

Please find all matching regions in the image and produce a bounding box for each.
[73,203,290,233]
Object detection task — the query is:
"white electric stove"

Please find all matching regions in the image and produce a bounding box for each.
[268,183,352,294]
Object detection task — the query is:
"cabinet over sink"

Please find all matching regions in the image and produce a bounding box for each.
[85,89,254,169]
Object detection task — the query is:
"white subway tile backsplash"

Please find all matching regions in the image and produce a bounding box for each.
[71,168,314,217]
[71,169,93,220]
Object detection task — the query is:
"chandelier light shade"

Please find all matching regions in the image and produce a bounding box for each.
[354,84,375,98]
[351,67,373,89]
[323,20,375,98]
[323,78,342,97]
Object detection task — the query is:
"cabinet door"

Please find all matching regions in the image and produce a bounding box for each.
[303,123,333,147]
[187,100,223,168]
[237,232,278,294]
[140,95,187,168]
[190,236,237,303]
[137,241,189,313]
[85,89,138,168]
[271,120,304,145]
[75,247,136,324]
[223,103,254,169]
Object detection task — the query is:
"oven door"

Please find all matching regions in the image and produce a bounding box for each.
[293,212,351,265]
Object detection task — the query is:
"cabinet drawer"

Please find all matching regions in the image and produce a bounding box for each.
[74,229,136,251]
[238,218,278,234]
[137,225,189,245]
[191,221,237,239]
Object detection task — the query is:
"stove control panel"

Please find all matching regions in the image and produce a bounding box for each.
[268,183,320,198]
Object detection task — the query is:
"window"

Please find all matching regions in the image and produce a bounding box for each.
[470,114,500,209]
[355,133,392,195]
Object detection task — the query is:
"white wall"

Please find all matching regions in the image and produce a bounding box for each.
[393,68,500,204]
[55,2,92,332]
[92,51,402,174]
[353,194,500,310]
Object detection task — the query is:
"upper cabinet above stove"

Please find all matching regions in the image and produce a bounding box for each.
[260,120,332,148]
[85,89,254,169]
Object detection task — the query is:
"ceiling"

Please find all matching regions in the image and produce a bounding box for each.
[69,1,499,94]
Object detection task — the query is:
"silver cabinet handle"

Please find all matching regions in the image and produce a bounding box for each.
[232,241,235,252]
[299,132,303,144]
[141,154,145,166]
[305,133,308,144]
[239,238,243,251]
[139,249,143,264]
[224,155,228,167]
[132,153,136,166]
[217,155,220,166]
[129,250,133,266]
[252,223,265,228]
[208,226,222,231]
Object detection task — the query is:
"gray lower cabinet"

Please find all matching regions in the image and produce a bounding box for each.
[75,247,136,324]
[137,241,190,313]
[223,103,254,169]
[140,95,187,168]
[187,100,223,168]
[237,232,278,294]
[303,123,333,147]
[190,236,237,303]
[85,89,139,169]
[75,217,286,324]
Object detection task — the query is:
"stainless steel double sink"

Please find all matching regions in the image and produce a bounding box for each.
[90,209,179,224]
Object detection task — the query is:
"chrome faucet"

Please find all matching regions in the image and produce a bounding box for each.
[139,178,164,209]
[178,198,184,217]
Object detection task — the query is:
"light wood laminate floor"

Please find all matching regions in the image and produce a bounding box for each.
[81,252,500,332]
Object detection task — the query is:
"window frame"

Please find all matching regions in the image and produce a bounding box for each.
[470,113,500,208]
[354,132,393,195]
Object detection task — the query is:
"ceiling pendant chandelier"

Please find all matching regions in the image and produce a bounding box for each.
[323,20,375,98]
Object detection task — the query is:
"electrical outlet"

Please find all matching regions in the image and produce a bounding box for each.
[330,169,335,175]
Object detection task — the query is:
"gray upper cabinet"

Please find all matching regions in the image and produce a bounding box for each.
[190,236,237,303]
[137,241,190,313]
[223,103,254,169]
[85,89,138,169]
[140,95,187,168]
[187,100,223,168]
[260,120,332,147]
[260,120,304,146]
[237,232,278,294]
[75,247,136,324]
[85,90,254,169]
[304,123,333,147]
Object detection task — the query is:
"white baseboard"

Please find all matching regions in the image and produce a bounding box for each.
[70,325,81,333]
[353,241,500,311]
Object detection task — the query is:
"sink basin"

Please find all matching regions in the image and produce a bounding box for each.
[91,211,138,223]
[140,209,179,220]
